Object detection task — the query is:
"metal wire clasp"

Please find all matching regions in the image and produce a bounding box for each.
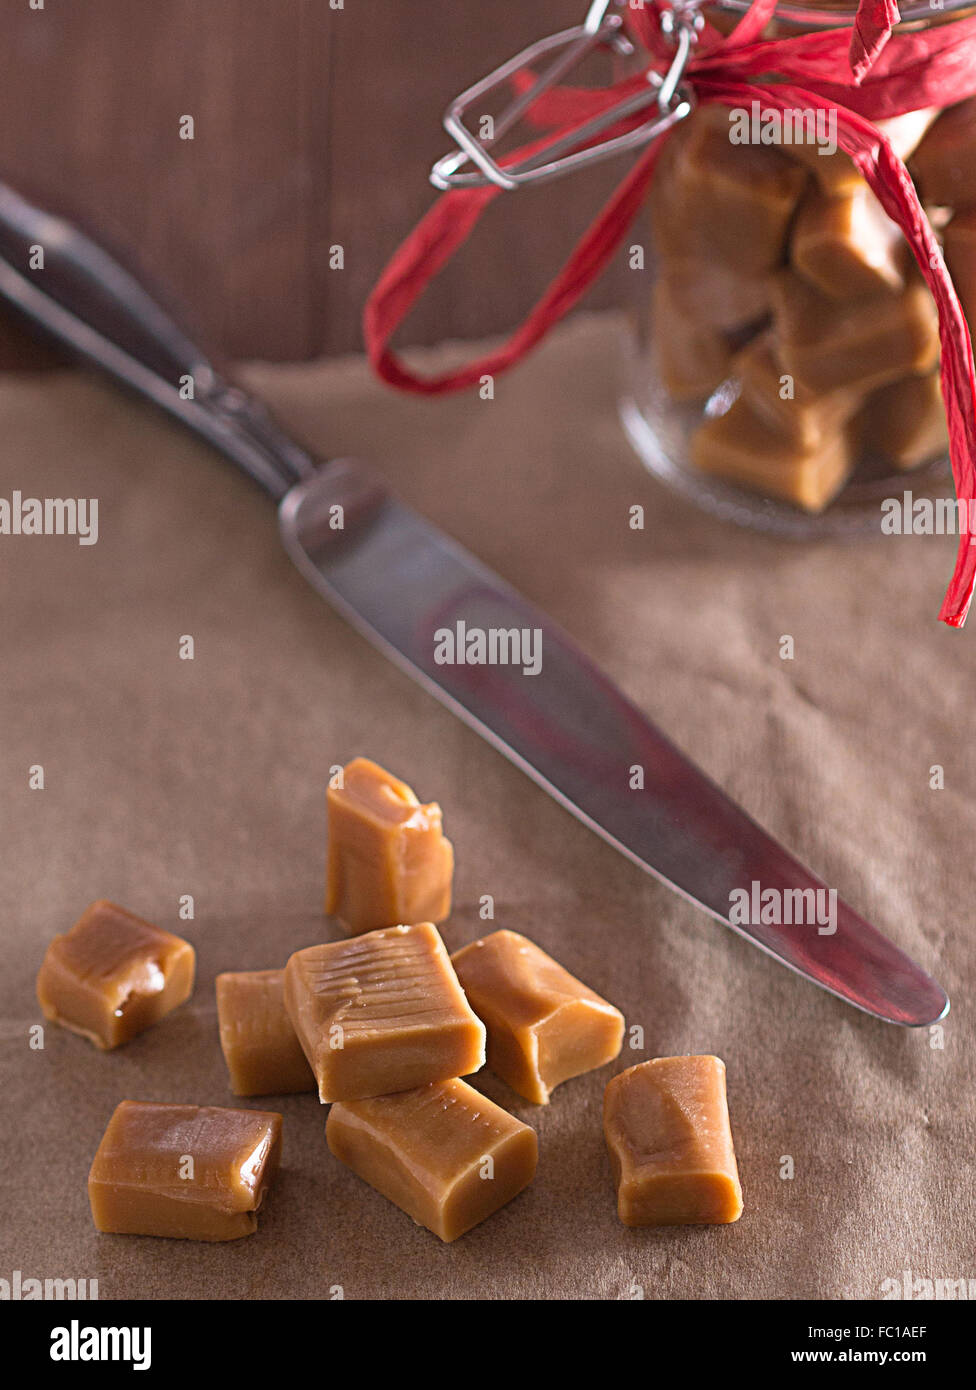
[429,0,701,192]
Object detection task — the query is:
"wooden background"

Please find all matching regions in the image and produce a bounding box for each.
[0,0,632,366]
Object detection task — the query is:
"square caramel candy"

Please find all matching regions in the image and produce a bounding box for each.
[451,930,624,1104]
[88,1100,282,1241]
[792,183,907,300]
[911,98,976,210]
[36,900,194,1049]
[732,333,863,451]
[326,757,453,934]
[863,372,949,471]
[327,1077,537,1242]
[771,271,939,396]
[652,277,732,404]
[284,922,485,1102]
[651,108,809,275]
[604,1056,743,1227]
[216,969,314,1097]
[659,259,772,334]
[691,395,858,513]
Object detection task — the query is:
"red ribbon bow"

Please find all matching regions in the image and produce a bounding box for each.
[364,1,976,627]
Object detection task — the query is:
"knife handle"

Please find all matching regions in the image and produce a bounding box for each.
[0,182,214,386]
[0,180,317,498]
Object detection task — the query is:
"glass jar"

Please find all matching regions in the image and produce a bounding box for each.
[620,1,976,535]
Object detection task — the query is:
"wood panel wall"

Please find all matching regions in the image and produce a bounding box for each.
[0,0,632,365]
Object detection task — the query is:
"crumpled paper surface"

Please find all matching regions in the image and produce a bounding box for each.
[0,313,971,1300]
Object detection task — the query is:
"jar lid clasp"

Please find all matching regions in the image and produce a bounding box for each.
[429,0,700,193]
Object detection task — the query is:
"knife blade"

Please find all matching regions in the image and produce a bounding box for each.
[0,180,949,1026]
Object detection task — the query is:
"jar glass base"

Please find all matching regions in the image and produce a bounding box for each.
[619,393,953,540]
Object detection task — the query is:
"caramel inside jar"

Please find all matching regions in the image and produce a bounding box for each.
[642,5,976,512]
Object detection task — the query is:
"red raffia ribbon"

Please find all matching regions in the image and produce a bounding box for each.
[364,1,976,627]
[850,0,900,83]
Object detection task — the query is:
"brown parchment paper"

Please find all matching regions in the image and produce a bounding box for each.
[1,313,973,1301]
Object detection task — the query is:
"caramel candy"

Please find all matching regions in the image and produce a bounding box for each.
[771,271,939,395]
[864,372,949,471]
[327,1077,537,1242]
[326,757,453,934]
[691,395,857,512]
[785,108,938,197]
[792,184,906,299]
[604,1056,743,1227]
[911,98,976,210]
[36,900,194,1050]
[216,969,314,1097]
[451,930,624,1104]
[652,110,809,274]
[88,1100,282,1241]
[944,208,976,328]
[733,333,863,449]
[653,277,731,403]
[783,145,862,199]
[782,139,862,199]
[284,922,485,1102]
[659,259,771,333]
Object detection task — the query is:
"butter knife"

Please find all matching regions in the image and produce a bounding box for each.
[0,181,949,1026]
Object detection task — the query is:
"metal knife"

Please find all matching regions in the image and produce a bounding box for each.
[0,181,949,1027]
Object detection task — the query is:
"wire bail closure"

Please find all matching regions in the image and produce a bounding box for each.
[429,0,701,192]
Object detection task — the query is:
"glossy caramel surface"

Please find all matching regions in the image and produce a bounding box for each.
[325,758,453,934]
[36,900,194,1049]
[284,923,485,1102]
[452,930,623,1105]
[604,1057,743,1227]
[327,1077,537,1242]
[216,969,314,1097]
[88,1100,282,1241]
